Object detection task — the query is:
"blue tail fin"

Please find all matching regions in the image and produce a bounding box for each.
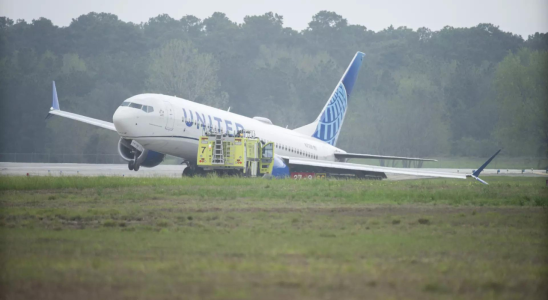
[52,81,60,110]
[294,52,365,146]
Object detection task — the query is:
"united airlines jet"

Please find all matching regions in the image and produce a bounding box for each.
[46,52,499,182]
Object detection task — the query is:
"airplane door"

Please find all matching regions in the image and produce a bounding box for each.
[164,101,174,131]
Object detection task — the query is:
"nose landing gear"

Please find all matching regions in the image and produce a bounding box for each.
[128,153,140,171]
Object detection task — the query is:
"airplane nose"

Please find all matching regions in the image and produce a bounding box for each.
[113,106,136,135]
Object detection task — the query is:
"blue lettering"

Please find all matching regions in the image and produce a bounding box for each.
[235,123,244,134]
[225,120,233,135]
[214,117,223,132]
[182,108,193,127]
[208,115,213,130]
[195,111,206,129]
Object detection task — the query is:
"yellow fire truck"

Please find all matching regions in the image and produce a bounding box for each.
[197,130,275,177]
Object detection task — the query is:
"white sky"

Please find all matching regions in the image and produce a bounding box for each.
[1,0,547,38]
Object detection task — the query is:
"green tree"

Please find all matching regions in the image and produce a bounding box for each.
[0,11,545,160]
[493,49,548,156]
[146,40,227,107]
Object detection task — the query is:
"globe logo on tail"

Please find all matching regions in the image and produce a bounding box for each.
[312,83,348,146]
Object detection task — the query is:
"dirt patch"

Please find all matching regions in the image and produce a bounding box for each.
[178,205,546,217]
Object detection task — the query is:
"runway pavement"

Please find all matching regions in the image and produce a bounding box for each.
[0,162,185,177]
[1,162,546,179]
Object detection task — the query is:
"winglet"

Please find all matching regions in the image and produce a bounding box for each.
[52,81,60,110]
[469,149,502,185]
[473,149,501,177]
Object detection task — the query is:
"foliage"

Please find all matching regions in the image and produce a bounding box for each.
[0,12,546,158]
[493,49,548,156]
[146,40,227,107]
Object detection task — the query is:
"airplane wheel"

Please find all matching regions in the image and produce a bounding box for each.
[182,167,194,177]
[134,164,140,171]
[128,161,134,171]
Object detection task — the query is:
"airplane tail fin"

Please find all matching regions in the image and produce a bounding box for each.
[293,52,365,146]
[469,149,502,185]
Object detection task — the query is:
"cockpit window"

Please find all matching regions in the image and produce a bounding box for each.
[129,103,142,109]
[120,102,154,113]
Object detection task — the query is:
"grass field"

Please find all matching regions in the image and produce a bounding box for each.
[1,176,547,299]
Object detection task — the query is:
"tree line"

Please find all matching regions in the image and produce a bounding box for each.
[0,11,546,159]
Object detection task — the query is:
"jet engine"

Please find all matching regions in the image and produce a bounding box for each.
[118,138,165,170]
[272,155,290,178]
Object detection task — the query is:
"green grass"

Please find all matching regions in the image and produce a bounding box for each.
[0,176,546,206]
[0,176,547,299]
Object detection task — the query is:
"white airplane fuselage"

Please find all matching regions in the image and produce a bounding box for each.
[112,93,345,164]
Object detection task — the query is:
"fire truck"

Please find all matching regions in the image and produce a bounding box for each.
[197,130,274,177]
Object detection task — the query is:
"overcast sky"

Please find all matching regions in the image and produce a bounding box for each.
[1,0,547,38]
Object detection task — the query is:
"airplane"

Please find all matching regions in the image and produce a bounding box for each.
[46,51,500,184]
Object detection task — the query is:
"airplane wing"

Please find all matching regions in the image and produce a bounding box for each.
[46,81,116,131]
[48,110,116,131]
[287,158,467,179]
[334,153,437,162]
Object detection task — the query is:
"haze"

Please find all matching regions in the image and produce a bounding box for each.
[1,0,547,38]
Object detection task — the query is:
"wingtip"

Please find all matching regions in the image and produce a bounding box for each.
[472,149,502,177]
[52,81,60,110]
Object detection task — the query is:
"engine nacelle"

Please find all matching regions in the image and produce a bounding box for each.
[118,138,165,168]
[272,155,290,178]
